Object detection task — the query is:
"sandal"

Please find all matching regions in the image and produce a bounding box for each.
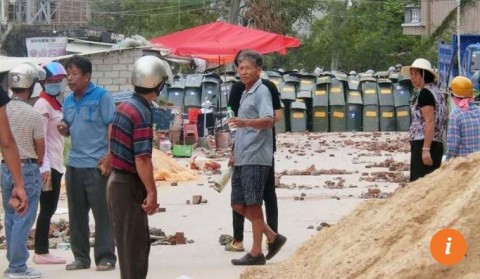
[224,241,245,252]
[96,262,115,271]
[66,260,89,271]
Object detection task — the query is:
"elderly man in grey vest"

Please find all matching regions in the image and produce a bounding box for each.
[228,49,287,266]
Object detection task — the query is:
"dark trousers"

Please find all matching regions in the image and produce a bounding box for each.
[65,167,117,267]
[107,171,150,279]
[232,160,278,241]
[34,168,62,254]
[410,140,443,182]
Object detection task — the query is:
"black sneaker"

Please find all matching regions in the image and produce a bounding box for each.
[231,253,266,265]
[265,234,287,260]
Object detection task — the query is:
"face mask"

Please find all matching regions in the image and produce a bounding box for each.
[44,82,62,96]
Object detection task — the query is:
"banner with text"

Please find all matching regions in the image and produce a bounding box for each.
[26,37,68,57]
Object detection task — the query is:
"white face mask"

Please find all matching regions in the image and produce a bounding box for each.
[44,82,62,96]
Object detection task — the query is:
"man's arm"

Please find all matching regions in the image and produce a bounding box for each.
[33,137,45,167]
[238,117,274,129]
[274,109,282,123]
[445,113,459,161]
[98,123,112,176]
[135,155,158,215]
[0,106,27,215]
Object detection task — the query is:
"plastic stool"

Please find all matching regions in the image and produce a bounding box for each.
[183,124,198,144]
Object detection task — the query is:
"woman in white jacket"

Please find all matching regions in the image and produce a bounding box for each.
[33,61,67,264]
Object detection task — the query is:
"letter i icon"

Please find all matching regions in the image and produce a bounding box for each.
[431,228,466,265]
[445,237,452,255]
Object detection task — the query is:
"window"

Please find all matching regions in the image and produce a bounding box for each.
[470,50,480,74]
[404,5,421,24]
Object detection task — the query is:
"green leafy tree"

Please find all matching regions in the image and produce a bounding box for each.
[287,0,432,73]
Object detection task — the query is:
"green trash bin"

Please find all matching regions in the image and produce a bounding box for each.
[378,79,396,131]
[393,82,412,131]
[346,90,363,131]
[329,78,346,132]
[160,82,170,100]
[280,82,296,101]
[380,107,396,131]
[313,80,329,107]
[184,87,202,111]
[395,106,411,131]
[361,81,379,132]
[290,101,307,133]
[296,74,316,99]
[220,71,237,83]
[168,79,186,108]
[275,100,286,134]
[296,74,316,131]
[202,74,222,108]
[363,105,379,132]
[312,82,329,132]
[281,76,299,132]
[312,106,329,132]
[266,71,284,101]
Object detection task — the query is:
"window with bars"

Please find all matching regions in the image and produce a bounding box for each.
[404,5,421,24]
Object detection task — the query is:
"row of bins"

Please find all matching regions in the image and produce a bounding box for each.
[274,74,412,133]
[160,73,236,111]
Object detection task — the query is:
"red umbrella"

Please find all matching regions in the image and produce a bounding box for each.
[150,21,301,64]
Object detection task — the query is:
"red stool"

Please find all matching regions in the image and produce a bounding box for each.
[188,108,201,124]
[183,124,198,144]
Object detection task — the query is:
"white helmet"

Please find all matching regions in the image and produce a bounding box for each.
[131,56,173,89]
[9,62,45,89]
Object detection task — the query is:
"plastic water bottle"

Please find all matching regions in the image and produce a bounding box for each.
[158,137,172,153]
[226,106,236,132]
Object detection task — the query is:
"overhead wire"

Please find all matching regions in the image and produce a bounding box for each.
[84,0,225,16]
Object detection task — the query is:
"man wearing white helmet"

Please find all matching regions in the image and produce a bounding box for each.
[107,55,171,279]
[2,62,46,278]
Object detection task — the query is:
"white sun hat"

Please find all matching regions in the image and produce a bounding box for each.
[400,58,438,81]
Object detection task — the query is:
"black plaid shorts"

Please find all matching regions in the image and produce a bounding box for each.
[231,165,271,206]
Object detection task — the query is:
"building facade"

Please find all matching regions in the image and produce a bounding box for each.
[1,0,89,27]
[402,0,480,36]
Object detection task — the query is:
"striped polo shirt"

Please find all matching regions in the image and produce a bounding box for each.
[6,97,45,159]
[111,93,153,173]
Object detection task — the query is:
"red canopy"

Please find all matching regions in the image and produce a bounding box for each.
[150,21,300,64]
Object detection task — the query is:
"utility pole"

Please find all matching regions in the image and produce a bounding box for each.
[457,0,462,76]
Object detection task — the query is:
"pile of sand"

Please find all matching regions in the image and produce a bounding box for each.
[152,149,197,181]
[242,153,480,279]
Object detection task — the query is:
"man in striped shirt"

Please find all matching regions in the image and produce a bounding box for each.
[0,87,27,215]
[2,62,45,279]
[446,76,480,160]
[107,56,171,279]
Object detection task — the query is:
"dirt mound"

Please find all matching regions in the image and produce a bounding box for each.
[241,153,480,279]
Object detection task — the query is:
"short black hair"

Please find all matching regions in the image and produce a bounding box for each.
[64,55,92,75]
[134,86,153,94]
[134,82,164,95]
[423,70,435,83]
